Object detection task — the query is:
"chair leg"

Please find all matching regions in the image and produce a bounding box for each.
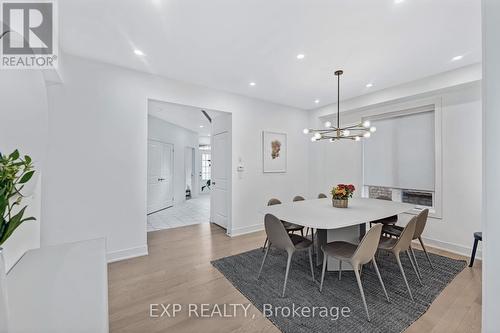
[305,227,309,237]
[311,228,315,257]
[282,252,293,297]
[257,244,270,279]
[354,266,370,322]
[262,237,268,252]
[410,247,422,281]
[338,260,342,280]
[469,238,479,267]
[300,229,304,237]
[406,250,423,286]
[319,252,328,292]
[372,257,390,302]
[418,237,434,269]
[395,253,414,301]
[308,247,315,281]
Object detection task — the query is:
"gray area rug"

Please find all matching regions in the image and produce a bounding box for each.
[212,247,466,333]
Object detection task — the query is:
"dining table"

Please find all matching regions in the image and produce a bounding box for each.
[262,197,416,270]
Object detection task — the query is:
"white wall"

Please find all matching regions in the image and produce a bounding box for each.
[482,0,500,330]
[148,115,200,204]
[44,54,309,261]
[0,70,48,270]
[308,79,482,258]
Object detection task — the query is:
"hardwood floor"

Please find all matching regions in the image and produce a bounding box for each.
[108,223,481,333]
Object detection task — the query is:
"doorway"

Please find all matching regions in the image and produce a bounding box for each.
[146,100,232,233]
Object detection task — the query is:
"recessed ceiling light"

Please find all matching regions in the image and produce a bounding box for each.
[394,0,405,4]
[314,99,320,104]
[249,82,256,86]
[451,55,464,61]
[134,49,145,56]
[366,83,373,88]
[296,54,305,60]
[199,125,204,128]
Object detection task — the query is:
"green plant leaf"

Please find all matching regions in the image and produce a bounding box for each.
[19,170,35,184]
[9,150,19,160]
[24,155,32,164]
[0,206,35,245]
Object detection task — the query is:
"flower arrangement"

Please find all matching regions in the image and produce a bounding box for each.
[331,184,355,200]
[0,150,36,246]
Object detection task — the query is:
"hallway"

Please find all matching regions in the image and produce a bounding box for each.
[147,194,210,232]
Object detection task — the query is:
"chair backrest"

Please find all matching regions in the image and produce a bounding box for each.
[318,193,327,199]
[413,208,429,239]
[393,216,417,252]
[264,214,294,251]
[268,198,282,206]
[293,195,305,202]
[352,223,383,265]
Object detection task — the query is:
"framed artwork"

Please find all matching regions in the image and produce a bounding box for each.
[262,131,287,173]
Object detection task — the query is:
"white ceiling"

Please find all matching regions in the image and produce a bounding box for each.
[60,0,481,109]
[148,100,225,137]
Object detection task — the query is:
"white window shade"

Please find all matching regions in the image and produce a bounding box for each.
[363,110,435,191]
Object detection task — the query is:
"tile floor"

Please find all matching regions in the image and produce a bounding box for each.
[147,194,210,232]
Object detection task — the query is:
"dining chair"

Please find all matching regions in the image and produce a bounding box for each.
[293,195,305,202]
[258,213,315,297]
[377,216,420,301]
[318,193,327,199]
[262,198,305,251]
[370,196,398,228]
[382,209,433,277]
[319,224,389,322]
[293,195,315,253]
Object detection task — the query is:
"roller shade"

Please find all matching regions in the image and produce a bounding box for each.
[363,110,435,191]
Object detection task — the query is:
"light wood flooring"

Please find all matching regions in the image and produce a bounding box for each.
[108,223,481,333]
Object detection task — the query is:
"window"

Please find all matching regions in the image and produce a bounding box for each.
[363,106,440,215]
[201,153,211,181]
[367,186,434,209]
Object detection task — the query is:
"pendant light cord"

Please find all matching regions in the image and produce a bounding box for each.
[337,73,340,129]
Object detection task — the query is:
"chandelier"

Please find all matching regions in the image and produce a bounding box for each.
[303,70,376,142]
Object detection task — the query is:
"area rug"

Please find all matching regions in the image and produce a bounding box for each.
[211,247,466,333]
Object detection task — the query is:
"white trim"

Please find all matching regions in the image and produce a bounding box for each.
[229,223,264,237]
[107,244,148,263]
[418,236,481,260]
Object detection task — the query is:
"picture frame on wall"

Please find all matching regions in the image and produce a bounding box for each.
[262,131,287,173]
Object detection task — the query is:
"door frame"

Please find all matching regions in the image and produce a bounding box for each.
[147,99,233,235]
[147,138,175,215]
[184,146,196,200]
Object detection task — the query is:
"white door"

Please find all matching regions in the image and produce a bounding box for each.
[211,131,229,228]
[147,140,174,214]
[184,147,194,198]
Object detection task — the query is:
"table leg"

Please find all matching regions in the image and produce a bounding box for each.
[316,229,327,266]
[359,223,366,239]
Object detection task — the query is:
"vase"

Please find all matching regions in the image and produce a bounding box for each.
[332,198,348,208]
[0,247,8,333]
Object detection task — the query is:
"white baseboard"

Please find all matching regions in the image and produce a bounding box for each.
[229,224,264,237]
[420,236,481,260]
[107,244,149,263]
